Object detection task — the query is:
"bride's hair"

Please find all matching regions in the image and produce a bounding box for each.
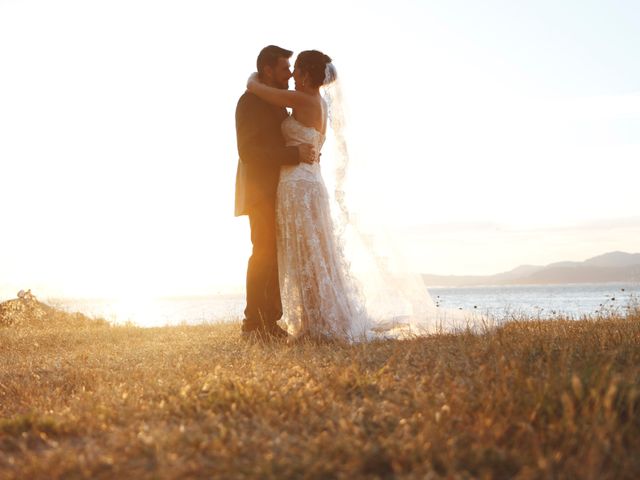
[295,50,335,87]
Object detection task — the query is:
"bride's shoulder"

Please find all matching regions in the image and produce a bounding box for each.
[320,96,328,112]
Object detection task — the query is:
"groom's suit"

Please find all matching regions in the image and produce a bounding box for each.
[235,91,300,331]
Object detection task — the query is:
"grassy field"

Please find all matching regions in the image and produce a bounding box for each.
[1,300,639,479]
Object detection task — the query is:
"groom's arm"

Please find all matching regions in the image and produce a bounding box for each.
[236,95,300,167]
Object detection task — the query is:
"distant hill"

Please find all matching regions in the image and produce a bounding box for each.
[423,251,640,287]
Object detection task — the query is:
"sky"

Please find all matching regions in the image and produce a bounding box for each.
[1,0,639,300]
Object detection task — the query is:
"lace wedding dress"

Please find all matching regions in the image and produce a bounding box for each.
[276,115,371,341]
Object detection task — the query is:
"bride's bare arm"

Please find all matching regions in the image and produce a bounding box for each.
[246,73,312,109]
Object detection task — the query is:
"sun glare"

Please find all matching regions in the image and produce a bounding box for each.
[109,295,161,327]
[1,0,638,305]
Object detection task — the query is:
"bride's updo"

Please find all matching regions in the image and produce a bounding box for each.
[295,50,336,87]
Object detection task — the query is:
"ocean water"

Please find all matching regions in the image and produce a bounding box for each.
[430,282,639,319]
[54,282,640,327]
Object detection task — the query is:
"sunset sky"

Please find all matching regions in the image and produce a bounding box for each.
[1,0,638,300]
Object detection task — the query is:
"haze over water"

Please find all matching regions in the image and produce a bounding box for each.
[52,282,640,328]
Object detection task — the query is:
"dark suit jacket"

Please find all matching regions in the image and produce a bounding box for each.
[234,91,300,216]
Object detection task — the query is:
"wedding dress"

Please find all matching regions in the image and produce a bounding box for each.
[276,102,477,341]
[276,115,371,341]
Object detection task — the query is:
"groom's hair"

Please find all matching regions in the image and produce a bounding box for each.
[257,45,293,79]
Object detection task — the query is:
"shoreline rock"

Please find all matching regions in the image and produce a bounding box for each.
[0,290,106,328]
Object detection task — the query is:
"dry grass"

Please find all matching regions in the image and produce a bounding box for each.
[1,303,639,479]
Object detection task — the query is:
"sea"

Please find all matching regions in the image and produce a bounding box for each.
[51,282,640,328]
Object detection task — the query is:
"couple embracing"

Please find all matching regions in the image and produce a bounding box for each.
[235,45,369,343]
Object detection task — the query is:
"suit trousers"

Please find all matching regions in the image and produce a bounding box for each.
[243,200,283,331]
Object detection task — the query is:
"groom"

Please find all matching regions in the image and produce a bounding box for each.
[235,45,316,340]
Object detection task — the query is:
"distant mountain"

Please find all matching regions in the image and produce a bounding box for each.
[583,251,640,268]
[423,251,640,287]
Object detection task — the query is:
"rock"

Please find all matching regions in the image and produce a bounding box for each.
[0,290,104,328]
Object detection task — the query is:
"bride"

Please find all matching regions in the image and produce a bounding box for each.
[246,50,371,342]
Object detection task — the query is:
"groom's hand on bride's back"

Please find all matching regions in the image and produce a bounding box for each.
[298,144,319,164]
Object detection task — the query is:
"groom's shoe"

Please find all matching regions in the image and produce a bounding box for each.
[265,323,289,340]
[241,328,267,344]
[241,320,263,343]
[241,323,289,344]
[265,323,289,338]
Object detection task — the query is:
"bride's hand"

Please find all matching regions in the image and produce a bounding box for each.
[298,144,318,164]
[247,72,259,89]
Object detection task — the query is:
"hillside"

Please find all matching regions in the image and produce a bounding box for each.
[423,251,640,287]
